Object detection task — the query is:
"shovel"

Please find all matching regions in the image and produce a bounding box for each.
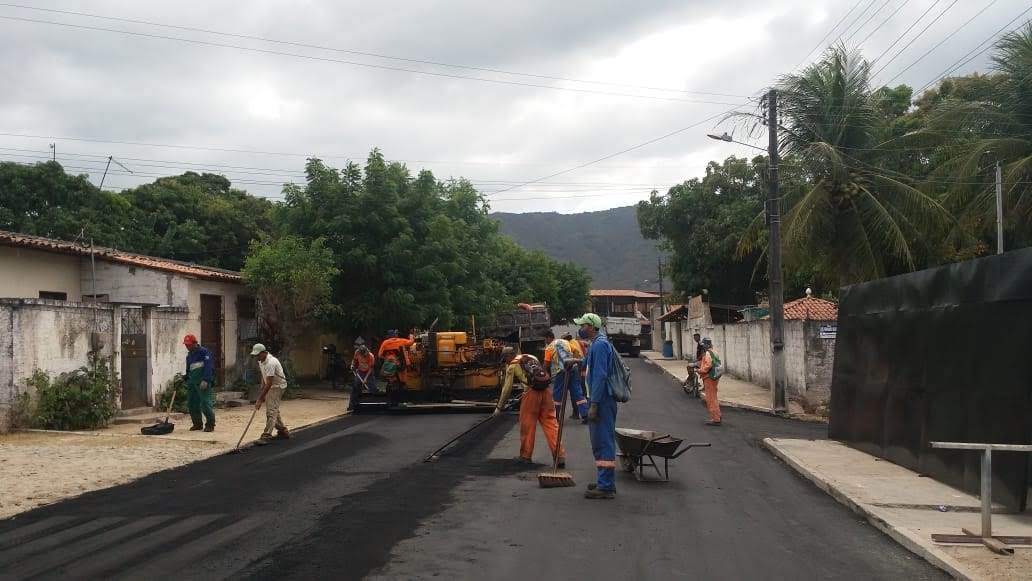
[141,388,178,436]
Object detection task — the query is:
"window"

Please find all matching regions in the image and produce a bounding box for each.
[38,291,68,301]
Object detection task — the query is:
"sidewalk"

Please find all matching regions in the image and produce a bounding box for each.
[0,390,350,520]
[640,351,821,421]
[765,438,1032,580]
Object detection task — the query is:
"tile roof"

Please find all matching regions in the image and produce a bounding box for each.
[765,296,838,321]
[0,230,242,283]
[590,289,661,299]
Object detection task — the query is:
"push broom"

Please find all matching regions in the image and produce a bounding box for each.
[539,368,575,488]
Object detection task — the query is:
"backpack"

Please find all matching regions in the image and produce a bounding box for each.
[518,355,551,391]
[381,352,401,376]
[605,341,632,403]
[708,350,724,380]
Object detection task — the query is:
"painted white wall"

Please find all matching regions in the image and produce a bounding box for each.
[83,259,189,306]
[0,247,82,301]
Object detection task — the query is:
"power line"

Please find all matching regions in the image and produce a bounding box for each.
[857,0,914,47]
[916,7,1032,95]
[0,2,750,99]
[882,0,999,86]
[871,0,961,80]
[0,15,744,106]
[792,0,867,72]
[843,0,894,44]
[836,0,881,45]
[869,0,945,65]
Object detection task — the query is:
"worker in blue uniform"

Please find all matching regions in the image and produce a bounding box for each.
[577,313,617,499]
[183,334,216,432]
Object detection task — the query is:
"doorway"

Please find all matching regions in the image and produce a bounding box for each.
[120,307,148,409]
[200,294,225,386]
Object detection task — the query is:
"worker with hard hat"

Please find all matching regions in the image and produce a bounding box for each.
[251,343,291,445]
[494,346,565,467]
[182,334,216,432]
[577,313,618,499]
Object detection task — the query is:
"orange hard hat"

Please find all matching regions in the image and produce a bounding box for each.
[183,334,198,346]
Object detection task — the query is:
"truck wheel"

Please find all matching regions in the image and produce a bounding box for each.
[628,347,640,358]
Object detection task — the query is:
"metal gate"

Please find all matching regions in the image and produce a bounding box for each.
[120,307,148,409]
[200,294,225,386]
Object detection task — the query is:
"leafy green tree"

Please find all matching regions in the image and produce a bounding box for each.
[736,46,948,285]
[637,156,770,304]
[917,23,1032,252]
[242,236,337,358]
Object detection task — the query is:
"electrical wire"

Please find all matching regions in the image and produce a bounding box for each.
[791,0,867,72]
[0,15,744,106]
[870,0,960,80]
[836,0,881,45]
[869,0,944,66]
[843,0,894,45]
[0,2,750,99]
[881,0,999,86]
[857,0,913,47]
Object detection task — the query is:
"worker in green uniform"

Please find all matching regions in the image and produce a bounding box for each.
[183,334,216,432]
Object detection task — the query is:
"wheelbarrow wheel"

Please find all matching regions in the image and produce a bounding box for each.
[620,454,636,473]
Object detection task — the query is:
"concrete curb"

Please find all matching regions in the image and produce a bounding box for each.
[762,437,973,581]
[640,355,825,423]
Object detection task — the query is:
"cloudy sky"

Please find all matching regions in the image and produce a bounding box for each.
[0,0,1025,213]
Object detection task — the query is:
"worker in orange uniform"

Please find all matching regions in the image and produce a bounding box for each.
[493,347,565,467]
[696,337,722,426]
[378,329,416,406]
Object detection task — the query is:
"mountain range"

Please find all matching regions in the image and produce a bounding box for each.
[492,206,666,291]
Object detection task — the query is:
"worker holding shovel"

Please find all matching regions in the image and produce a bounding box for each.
[349,342,376,412]
[252,343,291,446]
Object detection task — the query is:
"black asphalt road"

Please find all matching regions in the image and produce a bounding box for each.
[0,360,945,580]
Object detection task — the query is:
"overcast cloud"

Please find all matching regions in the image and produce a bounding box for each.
[0,0,1024,213]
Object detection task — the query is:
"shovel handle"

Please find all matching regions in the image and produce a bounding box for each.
[235,406,261,450]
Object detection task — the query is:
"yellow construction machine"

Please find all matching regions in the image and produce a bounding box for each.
[354,331,516,412]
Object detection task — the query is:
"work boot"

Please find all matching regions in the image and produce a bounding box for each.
[275,429,291,440]
[557,459,566,469]
[584,488,616,500]
[254,433,274,446]
[705,420,722,427]
[513,456,532,464]
[204,424,215,432]
[189,424,203,431]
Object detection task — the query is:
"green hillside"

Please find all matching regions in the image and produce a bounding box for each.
[492,206,666,290]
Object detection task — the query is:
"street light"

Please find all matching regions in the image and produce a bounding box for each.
[707,132,766,152]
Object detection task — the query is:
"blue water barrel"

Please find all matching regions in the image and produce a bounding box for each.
[662,340,674,358]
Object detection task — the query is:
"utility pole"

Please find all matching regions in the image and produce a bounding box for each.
[657,255,666,340]
[995,161,1004,255]
[49,142,56,161]
[766,88,787,413]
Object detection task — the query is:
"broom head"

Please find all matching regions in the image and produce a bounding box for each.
[538,470,576,488]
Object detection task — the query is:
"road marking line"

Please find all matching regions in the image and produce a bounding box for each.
[114,516,264,580]
[0,516,76,547]
[64,514,222,578]
[0,517,123,566]
[6,515,173,578]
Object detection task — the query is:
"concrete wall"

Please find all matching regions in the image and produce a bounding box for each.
[0,299,118,430]
[84,259,189,306]
[672,319,836,402]
[0,247,82,301]
[149,307,191,400]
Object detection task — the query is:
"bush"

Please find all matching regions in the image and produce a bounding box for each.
[156,374,189,413]
[30,356,120,430]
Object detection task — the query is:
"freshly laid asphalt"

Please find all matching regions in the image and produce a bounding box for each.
[0,359,945,580]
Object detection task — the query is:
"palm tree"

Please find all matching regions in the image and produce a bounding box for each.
[919,23,1032,251]
[736,46,949,286]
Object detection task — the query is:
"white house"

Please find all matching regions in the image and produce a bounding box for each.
[0,230,256,426]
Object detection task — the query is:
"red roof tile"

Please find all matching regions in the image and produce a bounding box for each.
[765,296,838,321]
[0,230,242,283]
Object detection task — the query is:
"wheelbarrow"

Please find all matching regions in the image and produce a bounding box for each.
[616,428,710,482]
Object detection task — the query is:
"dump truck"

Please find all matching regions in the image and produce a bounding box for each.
[605,316,642,357]
[477,303,552,361]
[353,331,518,412]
